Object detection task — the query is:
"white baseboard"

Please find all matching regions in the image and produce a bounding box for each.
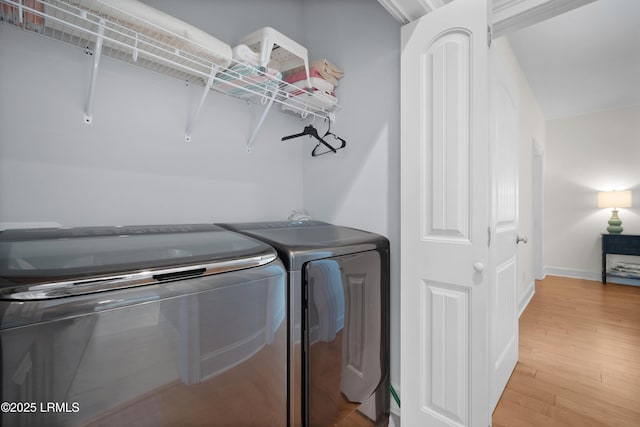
[389,411,401,427]
[541,267,640,287]
[518,280,535,317]
[544,266,600,282]
[535,272,547,281]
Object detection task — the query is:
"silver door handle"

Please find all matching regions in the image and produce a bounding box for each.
[516,235,528,244]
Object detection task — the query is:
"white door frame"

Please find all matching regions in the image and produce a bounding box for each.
[377,0,597,33]
[492,0,597,37]
[533,140,545,280]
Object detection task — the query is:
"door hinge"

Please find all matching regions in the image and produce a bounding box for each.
[487,227,492,247]
[487,25,493,48]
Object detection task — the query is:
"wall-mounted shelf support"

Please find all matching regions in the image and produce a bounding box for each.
[84,18,105,125]
[133,33,139,62]
[246,90,277,151]
[17,0,23,24]
[185,65,218,142]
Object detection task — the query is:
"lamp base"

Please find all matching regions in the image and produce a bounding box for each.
[607,209,623,234]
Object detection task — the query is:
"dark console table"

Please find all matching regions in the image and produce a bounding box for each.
[601,234,640,284]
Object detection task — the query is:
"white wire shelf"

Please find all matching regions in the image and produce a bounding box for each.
[0,0,341,145]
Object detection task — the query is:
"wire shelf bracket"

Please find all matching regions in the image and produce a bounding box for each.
[246,89,277,152]
[83,17,105,124]
[185,64,218,142]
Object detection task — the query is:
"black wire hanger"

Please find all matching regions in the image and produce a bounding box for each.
[312,120,346,157]
[281,121,346,156]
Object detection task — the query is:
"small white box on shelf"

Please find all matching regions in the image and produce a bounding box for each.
[239,26,311,88]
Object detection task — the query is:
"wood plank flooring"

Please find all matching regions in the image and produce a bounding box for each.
[492,275,640,427]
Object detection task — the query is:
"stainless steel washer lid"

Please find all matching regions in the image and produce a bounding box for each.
[0,224,277,300]
[218,221,389,270]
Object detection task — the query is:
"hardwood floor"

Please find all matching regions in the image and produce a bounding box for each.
[492,275,640,427]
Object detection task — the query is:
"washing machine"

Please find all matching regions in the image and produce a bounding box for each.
[219,221,390,427]
[0,224,287,427]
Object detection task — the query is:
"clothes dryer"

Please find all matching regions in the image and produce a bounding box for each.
[219,221,390,427]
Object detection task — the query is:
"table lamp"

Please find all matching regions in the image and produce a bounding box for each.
[598,190,632,234]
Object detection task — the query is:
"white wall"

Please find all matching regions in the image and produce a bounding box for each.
[495,38,546,307]
[544,106,640,279]
[299,0,401,388]
[0,0,307,226]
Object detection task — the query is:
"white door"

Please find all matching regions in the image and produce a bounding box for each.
[400,0,490,425]
[488,47,519,412]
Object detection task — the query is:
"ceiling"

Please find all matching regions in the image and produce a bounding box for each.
[507,0,640,120]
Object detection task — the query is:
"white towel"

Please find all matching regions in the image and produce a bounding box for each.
[232,44,261,65]
[310,59,344,81]
[63,0,233,67]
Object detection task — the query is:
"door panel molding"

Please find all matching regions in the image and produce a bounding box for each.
[421,30,471,242]
[420,281,469,425]
[492,257,517,365]
[488,46,519,412]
